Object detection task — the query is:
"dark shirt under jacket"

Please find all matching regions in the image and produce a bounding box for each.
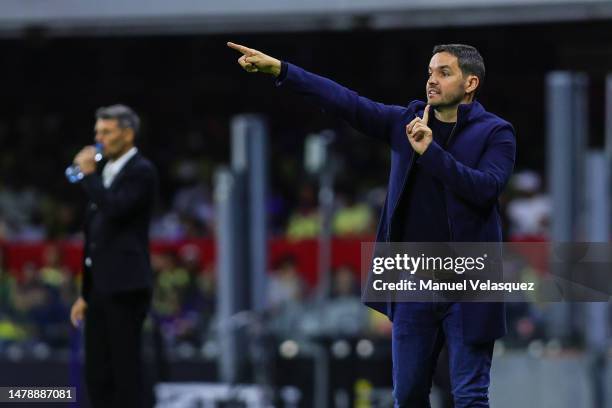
[395,115,455,242]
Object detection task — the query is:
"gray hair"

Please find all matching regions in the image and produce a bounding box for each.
[95,104,141,136]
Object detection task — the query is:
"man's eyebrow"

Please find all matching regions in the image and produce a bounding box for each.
[428,65,452,71]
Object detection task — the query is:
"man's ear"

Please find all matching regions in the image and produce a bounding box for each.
[124,128,136,144]
[465,75,479,95]
[123,128,136,145]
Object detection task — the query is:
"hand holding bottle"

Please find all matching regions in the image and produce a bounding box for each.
[65,143,103,183]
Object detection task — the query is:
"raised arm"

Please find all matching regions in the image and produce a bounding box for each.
[228,42,402,143]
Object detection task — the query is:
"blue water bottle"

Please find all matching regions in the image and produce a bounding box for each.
[65,143,104,183]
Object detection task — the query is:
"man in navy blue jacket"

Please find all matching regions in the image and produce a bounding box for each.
[229,42,515,408]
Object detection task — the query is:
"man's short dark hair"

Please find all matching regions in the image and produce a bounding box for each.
[95,104,140,136]
[432,44,485,92]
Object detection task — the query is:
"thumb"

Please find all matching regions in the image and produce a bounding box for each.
[422,105,430,125]
[70,310,78,327]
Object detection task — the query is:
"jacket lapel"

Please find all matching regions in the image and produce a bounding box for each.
[417,101,485,148]
[109,153,139,190]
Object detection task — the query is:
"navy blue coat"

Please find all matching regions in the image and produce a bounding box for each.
[276,62,516,344]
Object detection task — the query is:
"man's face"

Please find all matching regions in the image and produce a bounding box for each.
[94,119,133,159]
[426,52,469,109]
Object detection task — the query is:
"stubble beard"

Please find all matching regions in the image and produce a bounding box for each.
[429,89,465,111]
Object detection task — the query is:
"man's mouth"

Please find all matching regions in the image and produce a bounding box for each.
[428,89,441,97]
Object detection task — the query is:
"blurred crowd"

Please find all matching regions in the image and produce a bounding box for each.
[0,245,77,358]
[0,242,388,361]
[0,180,381,243]
[0,156,383,243]
[0,167,553,360]
[0,175,552,362]
[0,161,548,243]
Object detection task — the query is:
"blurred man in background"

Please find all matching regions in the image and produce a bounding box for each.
[228,42,515,407]
[69,105,158,408]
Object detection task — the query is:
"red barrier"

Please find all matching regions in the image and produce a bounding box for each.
[0,235,549,284]
[1,237,374,286]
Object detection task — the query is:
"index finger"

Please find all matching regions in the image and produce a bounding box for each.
[421,104,430,125]
[227,42,253,55]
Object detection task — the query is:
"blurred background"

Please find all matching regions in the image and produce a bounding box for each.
[0,0,611,407]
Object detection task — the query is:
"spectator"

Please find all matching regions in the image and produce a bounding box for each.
[171,161,215,237]
[286,184,320,240]
[320,265,368,336]
[506,170,551,239]
[12,263,62,343]
[333,187,375,236]
[0,249,15,314]
[267,255,309,338]
[267,255,307,310]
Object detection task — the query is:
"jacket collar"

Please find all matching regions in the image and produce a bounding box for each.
[108,152,140,190]
[414,100,485,130]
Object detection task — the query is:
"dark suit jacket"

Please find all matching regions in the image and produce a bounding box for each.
[275,62,516,344]
[80,152,158,302]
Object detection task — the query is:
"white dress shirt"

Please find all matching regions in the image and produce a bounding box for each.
[102,147,138,188]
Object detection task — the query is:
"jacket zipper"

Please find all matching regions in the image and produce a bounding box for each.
[444,116,459,242]
[446,124,457,149]
[444,122,458,241]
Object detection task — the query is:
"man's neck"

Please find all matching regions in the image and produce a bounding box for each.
[433,95,474,123]
[434,108,458,123]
